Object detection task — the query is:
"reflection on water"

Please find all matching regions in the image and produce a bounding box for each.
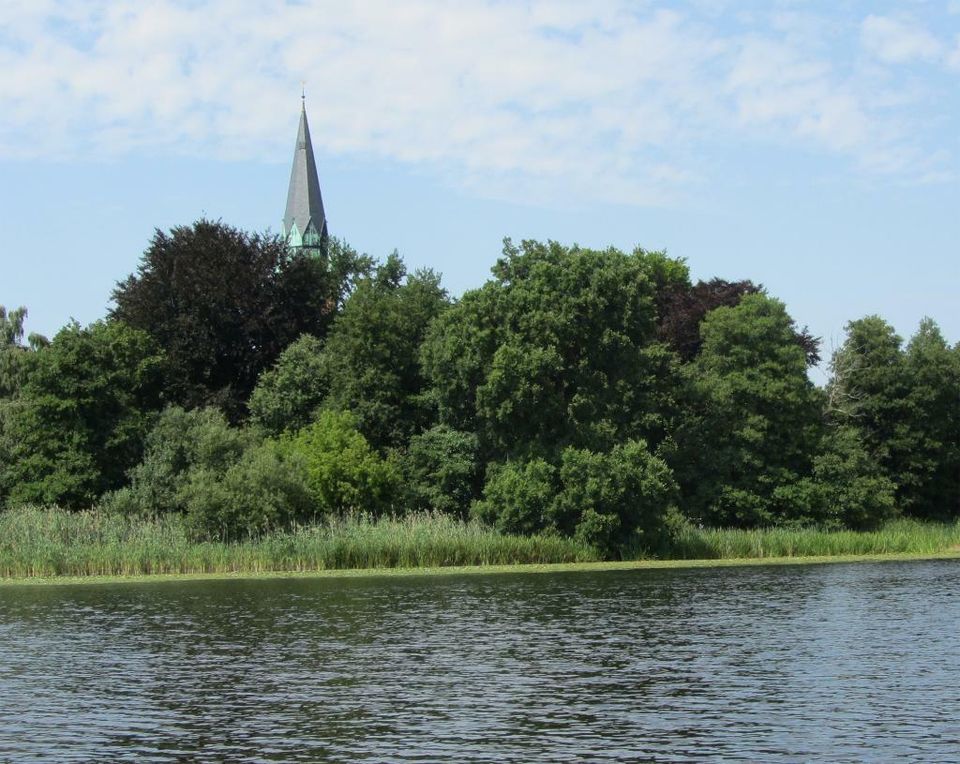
[1,561,958,762]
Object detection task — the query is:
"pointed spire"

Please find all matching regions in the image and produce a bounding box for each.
[283,95,327,249]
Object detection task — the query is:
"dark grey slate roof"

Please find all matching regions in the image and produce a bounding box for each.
[283,101,327,241]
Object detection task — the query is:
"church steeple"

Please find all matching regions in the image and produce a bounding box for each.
[282,95,327,252]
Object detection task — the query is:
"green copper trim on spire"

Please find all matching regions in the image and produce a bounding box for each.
[283,97,327,252]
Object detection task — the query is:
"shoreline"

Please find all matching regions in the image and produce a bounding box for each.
[3,549,958,588]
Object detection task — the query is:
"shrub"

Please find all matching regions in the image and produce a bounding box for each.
[248,334,329,436]
[773,427,897,530]
[401,425,481,516]
[180,440,313,540]
[473,440,677,556]
[553,440,677,552]
[280,410,399,515]
[100,406,254,516]
[472,458,557,536]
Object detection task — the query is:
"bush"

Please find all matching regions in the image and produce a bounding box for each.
[473,440,677,556]
[553,440,677,552]
[774,427,897,530]
[180,440,313,540]
[100,406,254,516]
[472,458,557,536]
[280,410,399,515]
[401,425,481,516]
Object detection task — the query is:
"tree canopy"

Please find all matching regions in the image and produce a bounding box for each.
[2,225,956,553]
[422,239,683,460]
[111,220,369,419]
[0,321,165,509]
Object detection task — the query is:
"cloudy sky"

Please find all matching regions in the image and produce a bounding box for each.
[2,0,958,377]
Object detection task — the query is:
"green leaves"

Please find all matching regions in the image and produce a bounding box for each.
[2,321,165,509]
[422,239,682,460]
[112,221,369,420]
[279,410,399,516]
[673,294,823,527]
[473,440,677,555]
[828,315,960,520]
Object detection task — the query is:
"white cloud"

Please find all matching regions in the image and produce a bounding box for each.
[0,1,955,205]
[861,15,943,64]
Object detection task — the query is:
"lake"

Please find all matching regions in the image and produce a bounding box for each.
[1,560,958,762]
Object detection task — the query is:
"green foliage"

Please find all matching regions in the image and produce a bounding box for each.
[401,425,481,517]
[280,410,399,515]
[101,406,253,517]
[111,221,370,419]
[1,320,165,509]
[900,319,960,519]
[828,316,960,520]
[0,305,47,399]
[803,426,897,530]
[672,293,823,527]
[473,458,558,536]
[0,506,598,578]
[322,255,449,450]
[248,335,329,436]
[656,279,820,366]
[474,440,676,554]
[553,440,677,552]
[422,239,682,459]
[179,440,314,541]
[664,518,960,560]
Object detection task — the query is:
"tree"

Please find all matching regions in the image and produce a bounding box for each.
[248,335,329,436]
[671,293,823,526]
[0,306,47,399]
[321,255,449,451]
[899,319,960,520]
[657,279,820,365]
[421,240,683,461]
[826,316,959,520]
[402,425,481,517]
[830,317,959,520]
[1,320,165,509]
[111,220,371,419]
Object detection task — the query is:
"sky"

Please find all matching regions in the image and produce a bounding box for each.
[1,0,958,382]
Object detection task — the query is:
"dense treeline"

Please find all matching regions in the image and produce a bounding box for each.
[1,220,957,556]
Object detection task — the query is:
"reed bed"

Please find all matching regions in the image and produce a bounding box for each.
[665,519,960,560]
[2,507,958,580]
[0,506,598,578]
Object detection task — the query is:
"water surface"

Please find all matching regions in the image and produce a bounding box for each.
[1,560,958,762]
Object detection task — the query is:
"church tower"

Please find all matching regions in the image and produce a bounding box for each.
[282,95,327,254]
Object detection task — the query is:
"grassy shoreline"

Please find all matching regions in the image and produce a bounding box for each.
[2,550,959,588]
[1,507,958,585]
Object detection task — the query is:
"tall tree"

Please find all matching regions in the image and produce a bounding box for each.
[1,320,165,509]
[900,319,959,519]
[112,220,370,419]
[671,293,823,526]
[321,255,449,451]
[421,240,684,460]
[830,317,959,520]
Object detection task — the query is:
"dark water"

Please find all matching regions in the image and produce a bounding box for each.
[1,561,959,763]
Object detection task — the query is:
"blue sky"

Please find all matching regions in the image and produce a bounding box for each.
[1,1,958,381]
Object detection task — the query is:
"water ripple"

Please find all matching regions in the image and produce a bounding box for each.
[1,560,959,762]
